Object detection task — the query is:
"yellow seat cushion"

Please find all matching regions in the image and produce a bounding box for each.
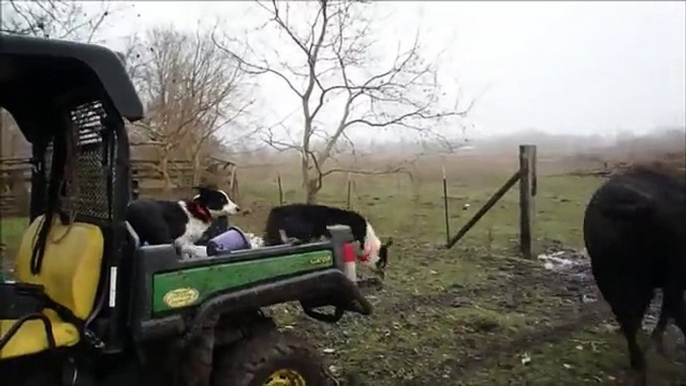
[0,310,79,359]
[0,215,104,359]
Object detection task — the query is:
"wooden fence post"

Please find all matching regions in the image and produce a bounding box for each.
[442,157,450,246]
[519,144,537,259]
[277,172,284,206]
[346,173,352,210]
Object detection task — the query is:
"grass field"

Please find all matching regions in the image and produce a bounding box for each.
[1,154,684,385]
[0,216,26,274]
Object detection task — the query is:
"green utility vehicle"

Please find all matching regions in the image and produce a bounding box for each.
[0,34,379,386]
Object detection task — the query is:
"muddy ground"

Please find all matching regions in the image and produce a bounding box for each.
[221,169,686,386]
[264,240,686,385]
[3,166,686,385]
[230,164,686,386]
[229,168,686,385]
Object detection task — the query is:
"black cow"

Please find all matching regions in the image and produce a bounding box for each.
[583,165,686,384]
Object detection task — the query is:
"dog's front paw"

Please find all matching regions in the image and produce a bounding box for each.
[286,237,306,246]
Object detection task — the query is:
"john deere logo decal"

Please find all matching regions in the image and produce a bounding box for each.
[309,254,332,266]
[163,287,200,308]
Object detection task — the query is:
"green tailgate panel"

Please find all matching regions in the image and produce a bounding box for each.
[153,250,334,312]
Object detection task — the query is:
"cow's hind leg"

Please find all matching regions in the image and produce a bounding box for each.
[611,290,653,386]
[662,279,686,348]
[650,295,669,355]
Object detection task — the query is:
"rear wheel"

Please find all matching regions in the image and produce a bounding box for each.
[212,326,334,386]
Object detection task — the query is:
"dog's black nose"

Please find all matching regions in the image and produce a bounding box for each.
[235,206,241,212]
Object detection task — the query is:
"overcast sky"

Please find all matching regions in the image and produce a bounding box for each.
[98,1,685,141]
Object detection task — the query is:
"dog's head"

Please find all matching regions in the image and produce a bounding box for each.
[377,237,393,272]
[192,186,240,217]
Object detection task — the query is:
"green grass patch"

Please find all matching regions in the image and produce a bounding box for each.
[1,216,28,274]
[1,216,28,245]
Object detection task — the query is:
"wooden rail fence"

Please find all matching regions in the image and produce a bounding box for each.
[0,157,240,216]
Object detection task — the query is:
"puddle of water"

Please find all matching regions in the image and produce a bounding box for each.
[537,249,590,277]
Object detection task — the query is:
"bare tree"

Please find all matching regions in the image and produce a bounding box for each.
[0,0,120,160]
[0,0,119,43]
[128,25,252,192]
[214,0,471,203]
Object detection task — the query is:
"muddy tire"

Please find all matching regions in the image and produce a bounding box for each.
[212,326,335,386]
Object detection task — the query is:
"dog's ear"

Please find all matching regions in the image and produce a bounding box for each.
[193,185,211,194]
[192,186,210,201]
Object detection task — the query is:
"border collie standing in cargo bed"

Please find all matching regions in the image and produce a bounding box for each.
[584,164,686,385]
[263,203,393,275]
[126,186,241,248]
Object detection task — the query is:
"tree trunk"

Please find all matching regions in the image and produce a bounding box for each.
[192,151,202,187]
[300,154,312,203]
[300,154,309,185]
[305,179,320,204]
[160,153,172,196]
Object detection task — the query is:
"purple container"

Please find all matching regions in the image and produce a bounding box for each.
[206,226,251,256]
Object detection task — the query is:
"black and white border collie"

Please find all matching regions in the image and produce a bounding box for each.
[126,186,240,249]
[262,203,393,274]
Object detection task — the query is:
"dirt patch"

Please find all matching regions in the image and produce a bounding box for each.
[407,302,611,385]
[267,239,683,385]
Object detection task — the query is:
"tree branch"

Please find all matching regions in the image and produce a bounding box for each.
[232,0,471,202]
[211,31,305,99]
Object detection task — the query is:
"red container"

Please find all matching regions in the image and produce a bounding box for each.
[342,242,357,282]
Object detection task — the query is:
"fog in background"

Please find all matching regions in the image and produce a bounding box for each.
[102,1,686,145]
[3,1,684,157]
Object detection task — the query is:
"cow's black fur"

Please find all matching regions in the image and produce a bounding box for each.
[583,165,686,384]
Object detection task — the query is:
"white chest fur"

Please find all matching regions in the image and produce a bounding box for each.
[361,221,382,266]
[175,202,210,247]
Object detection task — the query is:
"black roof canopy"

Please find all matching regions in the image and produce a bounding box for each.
[0,34,143,143]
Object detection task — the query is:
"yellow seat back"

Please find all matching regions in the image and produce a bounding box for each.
[14,215,105,320]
